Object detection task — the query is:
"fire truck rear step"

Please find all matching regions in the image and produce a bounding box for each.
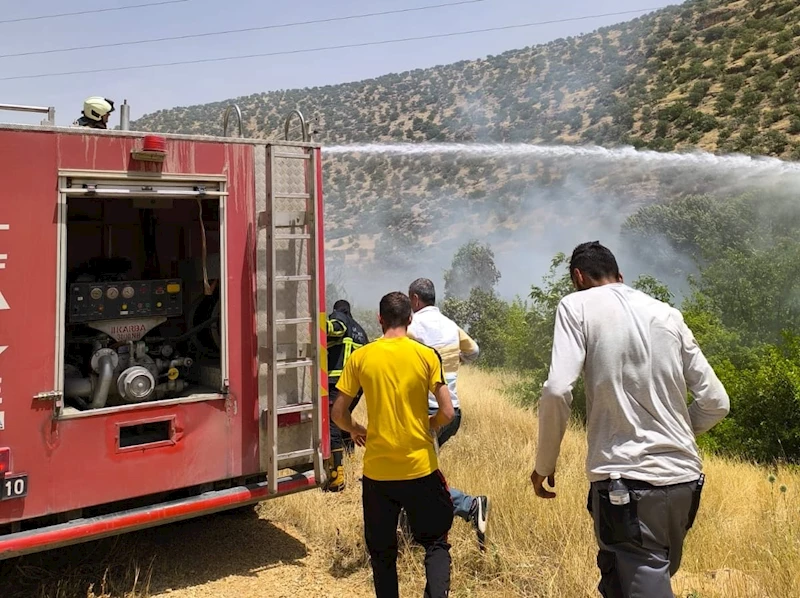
[0,471,316,561]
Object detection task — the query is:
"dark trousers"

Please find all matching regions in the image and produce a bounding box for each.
[587,475,704,598]
[329,385,361,462]
[363,471,454,598]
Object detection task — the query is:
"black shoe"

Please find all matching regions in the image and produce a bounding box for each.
[470,496,490,551]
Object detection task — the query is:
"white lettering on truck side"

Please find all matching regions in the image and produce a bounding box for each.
[0,224,6,310]
[0,223,8,429]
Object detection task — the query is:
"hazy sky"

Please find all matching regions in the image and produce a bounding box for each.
[0,0,678,127]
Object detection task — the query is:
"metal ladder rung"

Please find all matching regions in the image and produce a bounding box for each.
[273,192,311,200]
[274,275,312,282]
[277,403,314,415]
[273,152,311,160]
[276,317,313,325]
[276,359,314,370]
[275,233,311,240]
[277,448,316,462]
[259,211,309,228]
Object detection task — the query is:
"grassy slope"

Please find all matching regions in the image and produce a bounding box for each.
[273,367,800,598]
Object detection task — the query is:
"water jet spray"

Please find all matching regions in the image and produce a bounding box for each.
[326,142,800,181]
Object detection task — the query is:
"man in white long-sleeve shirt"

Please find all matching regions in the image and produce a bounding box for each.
[531,241,729,598]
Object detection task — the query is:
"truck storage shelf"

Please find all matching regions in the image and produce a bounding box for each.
[59,188,227,198]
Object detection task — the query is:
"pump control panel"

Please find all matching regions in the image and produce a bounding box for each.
[68,279,184,323]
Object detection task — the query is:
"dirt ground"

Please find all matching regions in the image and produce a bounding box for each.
[0,506,375,598]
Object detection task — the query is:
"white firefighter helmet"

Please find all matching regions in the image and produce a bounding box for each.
[82,96,115,122]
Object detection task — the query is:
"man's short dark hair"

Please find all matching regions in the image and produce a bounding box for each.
[333,299,351,315]
[569,241,620,281]
[408,278,435,306]
[379,292,412,329]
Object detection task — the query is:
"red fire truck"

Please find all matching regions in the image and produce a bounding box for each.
[0,102,330,560]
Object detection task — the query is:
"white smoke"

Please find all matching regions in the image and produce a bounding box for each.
[323,142,800,310]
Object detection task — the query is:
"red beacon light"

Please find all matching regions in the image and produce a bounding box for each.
[142,135,166,152]
[131,134,167,163]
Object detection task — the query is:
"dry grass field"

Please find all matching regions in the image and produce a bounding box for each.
[1,367,798,597]
[269,367,800,598]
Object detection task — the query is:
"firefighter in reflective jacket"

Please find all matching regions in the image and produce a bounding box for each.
[324,299,369,492]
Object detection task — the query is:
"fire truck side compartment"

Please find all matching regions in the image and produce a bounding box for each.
[62,191,223,410]
[0,130,264,527]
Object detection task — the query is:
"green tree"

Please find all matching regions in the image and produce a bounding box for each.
[443,240,501,300]
[441,288,512,367]
[622,192,800,463]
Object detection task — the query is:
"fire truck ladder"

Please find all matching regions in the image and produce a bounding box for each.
[258,142,324,494]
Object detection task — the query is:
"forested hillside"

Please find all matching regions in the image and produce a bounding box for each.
[132,0,800,273]
[135,0,800,153]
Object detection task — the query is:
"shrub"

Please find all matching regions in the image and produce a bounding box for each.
[701,339,800,463]
[762,130,789,154]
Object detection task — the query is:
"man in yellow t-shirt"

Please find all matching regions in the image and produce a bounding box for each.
[332,291,455,598]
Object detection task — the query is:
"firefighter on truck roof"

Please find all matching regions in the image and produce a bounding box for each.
[74,96,115,129]
[324,299,369,492]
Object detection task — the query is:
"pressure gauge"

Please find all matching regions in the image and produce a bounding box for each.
[90,287,102,300]
[122,286,135,299]
[106,287,119,300]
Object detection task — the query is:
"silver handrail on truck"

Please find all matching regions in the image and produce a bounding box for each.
[283,109,319,142]
[222,104,243,137]
[0,103,55,126]
[284,109,307,142]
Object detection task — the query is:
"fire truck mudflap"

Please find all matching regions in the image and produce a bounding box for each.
[0,118,329,560]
